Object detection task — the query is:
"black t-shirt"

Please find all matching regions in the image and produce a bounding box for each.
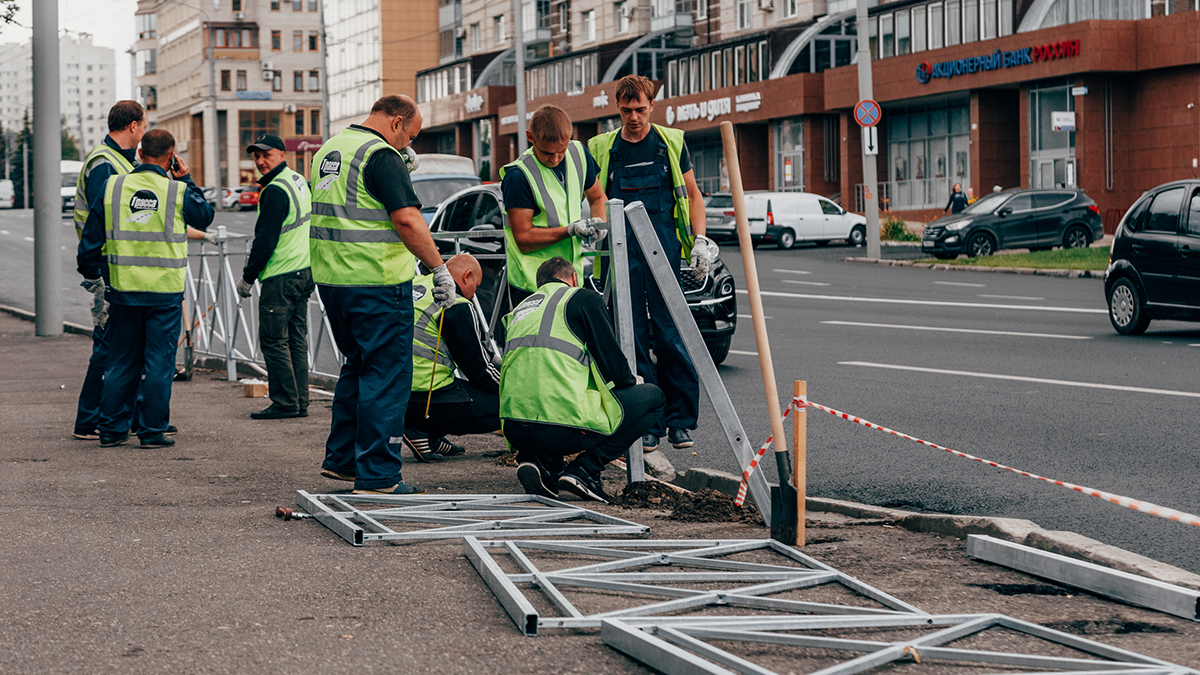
[500,145,600,217]
[608,129,692,182]
[350,124,422,214]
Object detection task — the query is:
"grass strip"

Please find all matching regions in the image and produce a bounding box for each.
[914,247,1109,270]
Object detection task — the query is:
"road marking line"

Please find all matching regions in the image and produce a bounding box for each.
[23,236,33,242]
[0,230,9,235]
[781,279,831,286]
[839,361,1200,398]
[979,294,1045,300]
[935,281,985,287]
[730,350,759,357]
[821,321,1092,340]
[736,289,1106,314]
[772,269,811,275]
[737,314,772,320]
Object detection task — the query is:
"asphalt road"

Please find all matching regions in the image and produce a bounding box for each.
[2,208,1198,573]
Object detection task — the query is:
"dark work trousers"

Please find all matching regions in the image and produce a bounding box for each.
[319,283,414,490]
[99,302,182,439]
[258,268,314,413]
[503,383,665,480]
[75,320,146,432]
[405,381,501,439]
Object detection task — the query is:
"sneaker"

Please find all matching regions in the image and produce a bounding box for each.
[642,433,660,453]
[140,433,175,447]
[251,405,302,420]
[99,431,129,447]
[73,428,100,440]
[557,472,609,503]
[403,434,445,463]
[320,468,355,482]
[668,428,694,449]
[353,481,425,495]
[434,437,466,457]
[517,462,558,499]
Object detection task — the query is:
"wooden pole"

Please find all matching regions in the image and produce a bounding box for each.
[720,121,796,543]
[794,380,807,546]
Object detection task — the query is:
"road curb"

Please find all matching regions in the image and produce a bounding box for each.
[845,256,1107,280]
[673,466,1200,592]
[0,303,94,336]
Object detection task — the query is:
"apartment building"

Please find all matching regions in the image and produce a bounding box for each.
[0,35,117,155]
[324,0,438,134]
[135,0,325,189]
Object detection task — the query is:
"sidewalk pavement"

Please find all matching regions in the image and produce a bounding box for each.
[1,311,1198,673]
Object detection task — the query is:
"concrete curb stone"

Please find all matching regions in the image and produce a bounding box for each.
[844,256,1107,280]
[0,303,94,336]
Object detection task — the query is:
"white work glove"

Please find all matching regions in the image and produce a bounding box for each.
[566,218,603,246]
[689,235,715,282]
[430,263,457,309]
[203,229,219,245]
[237,277,254,298]
[81,278,108,328]
[401,147,420,174]
[586,217,608,246]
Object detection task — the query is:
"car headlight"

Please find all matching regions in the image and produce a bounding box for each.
[945,219,972,232]
[718,278,734,297]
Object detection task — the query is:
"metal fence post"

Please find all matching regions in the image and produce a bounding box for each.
[605,199,645,483]
[217,226,238,381]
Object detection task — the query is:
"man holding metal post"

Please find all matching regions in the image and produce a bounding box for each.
[236,133,315,421]
[588,74,711,453]
[77,129,215,448]
[403,254,502,462]
[310,94,455,496]
[500,105,609,310]
[500,257,665,503]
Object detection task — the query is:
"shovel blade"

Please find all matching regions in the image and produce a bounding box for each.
[771,452,799,545]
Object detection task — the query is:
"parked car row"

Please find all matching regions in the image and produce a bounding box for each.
[704,191,867,249]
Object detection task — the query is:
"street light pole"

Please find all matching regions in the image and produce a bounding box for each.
[855,0,881,260]
[166,0,222,188]
[318,0,331,140]
[512,0,527,154]
[32,0,62,336]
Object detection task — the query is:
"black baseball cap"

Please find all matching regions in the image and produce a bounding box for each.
[246,134,284,153]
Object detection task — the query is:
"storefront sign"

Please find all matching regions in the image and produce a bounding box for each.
[735,93,761,113]
[500,111,535,126]
[237,91,273,100]
[284,138,324,152]
[465,93,484,113]
[593,90,609,108]
[665,91,761,125]
[1051,111,1075,131]
[916,39,1081,83]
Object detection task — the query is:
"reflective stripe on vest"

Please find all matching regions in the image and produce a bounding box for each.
[309,128,413,286]
[499,283,623,434]
[104,173,188,294]
[259,166,312,280]
[499,142,586,292]
[75,145,135,239]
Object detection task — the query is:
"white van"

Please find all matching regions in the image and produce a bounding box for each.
[707,191,867,249]
[0,179,14,208]
[61,160,84,213]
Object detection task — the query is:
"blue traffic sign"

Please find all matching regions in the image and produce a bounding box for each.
[854,100,881,127]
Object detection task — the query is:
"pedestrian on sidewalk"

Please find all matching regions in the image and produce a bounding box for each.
[76,129,215,448]
[238,134,315,420]
[945,183,968,214]
[309,94,456,496]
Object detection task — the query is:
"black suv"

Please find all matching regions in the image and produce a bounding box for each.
[1105,180,1200,334]
[922,188,1102,259]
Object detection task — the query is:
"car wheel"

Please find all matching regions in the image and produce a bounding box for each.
[1107,278,1151,335]
[778,229,795,250]
[847,225,866,247]
[706,337,731,365]
[932,252,957,260]
[967,232,995,257]
[1063,224,1091,249]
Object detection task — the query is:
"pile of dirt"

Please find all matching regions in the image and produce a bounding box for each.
[492,451,518,467]
[669,488,761,524]
[613,481,681,510]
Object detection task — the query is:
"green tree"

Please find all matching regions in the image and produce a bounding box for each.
[61,115,79,161]
[10,111,30,209]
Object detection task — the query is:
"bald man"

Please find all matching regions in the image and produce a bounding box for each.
[403,254,502,461]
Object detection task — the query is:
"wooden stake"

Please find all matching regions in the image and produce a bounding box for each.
[794,380,807,547]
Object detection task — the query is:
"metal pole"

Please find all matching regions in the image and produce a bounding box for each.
[22,136,28,209]
[207,11,220,190]
[855,0,881,260]
[318,0,331,140]
[512,0,527,154]
[32,3,62,336]
[217,227,238,381]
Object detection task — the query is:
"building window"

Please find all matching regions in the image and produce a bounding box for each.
[929,3,944,50]
[879,14,894,58]
[271,30,281,50]
[697,0,707,20]
[981,0,997,39]
[236,70,247,91]
[896,10,910,55]
[294,70,304,91]
[964,0,979,42]
[946,0,961,46]
[737,0,752,29]
[310,109,320,136]
[560,1,570,32]
[232,0,241,10]
[239,110,281,151]
[494,15,506,43]
[214,27,259,49]
[293,0,302,10]
[616,1,629,32]
[309,0,317,10]
[295,110,305,134]
[309,70,320,91]
[471,22,481,50]
[221,69,231,91]
[272,70,283,92]
[309,31,319,50]
[271,0,280,9]
[136,13,156,39]
[293,30,303,51]
[912,6,926,52]
[583,10,595,41]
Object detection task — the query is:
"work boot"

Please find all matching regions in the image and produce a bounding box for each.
[517,461,558,499]
[353,481,425,496]
[73,428,99,440]
[403,433,445,463]
[99,431,129,447]
[557,471,609,504]
[434,437,466,457]
[668,428,694,449]
[642,433,660,453]
[140,433,175,447]
[251,405,302,420]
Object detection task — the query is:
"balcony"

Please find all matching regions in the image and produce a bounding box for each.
[438,1,461,29]
[651,11,693,32]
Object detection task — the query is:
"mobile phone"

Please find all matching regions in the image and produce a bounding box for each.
[171,157,180,173]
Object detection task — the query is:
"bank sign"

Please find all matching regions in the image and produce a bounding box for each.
[916,39,1080,83]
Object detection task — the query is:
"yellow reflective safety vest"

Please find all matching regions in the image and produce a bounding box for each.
[309,127,413,286]
[499,283,623,434]
[410,273,471,393]
[103,171,188,294]
[498,142,587,292]
[75,143,136,240]
[588,124,693,259]
[258,166,312,280]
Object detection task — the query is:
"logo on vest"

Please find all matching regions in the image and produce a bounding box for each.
[412,284,428,302]
[511,294,545,324]
[290,172,311,198]
[126,189,160,224]
[315,150,342,191]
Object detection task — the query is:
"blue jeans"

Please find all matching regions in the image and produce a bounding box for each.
[318,283,414,490]
[100,302,182,438]
[76,322,147,433]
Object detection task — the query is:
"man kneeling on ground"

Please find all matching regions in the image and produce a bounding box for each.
[500,256,665,502]
[404,254,502,461]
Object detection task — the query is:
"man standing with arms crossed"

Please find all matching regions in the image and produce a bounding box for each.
[310,95,455,496]
[588,75,713,453]
[237,133,315,420]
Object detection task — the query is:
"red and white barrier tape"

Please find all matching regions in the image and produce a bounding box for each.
[734,398,806,506]
[796,395,1200,528]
